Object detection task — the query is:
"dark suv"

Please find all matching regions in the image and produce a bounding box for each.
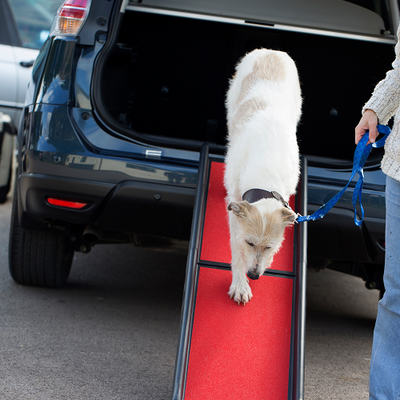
[9,0,399,292]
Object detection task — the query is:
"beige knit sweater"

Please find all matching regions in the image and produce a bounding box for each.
[363,25,400,181]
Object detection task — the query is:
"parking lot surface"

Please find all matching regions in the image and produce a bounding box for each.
[0,196,379,399]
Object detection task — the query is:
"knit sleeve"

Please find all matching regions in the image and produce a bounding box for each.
[362,25,400,125]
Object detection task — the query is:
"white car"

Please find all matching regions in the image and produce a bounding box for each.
[0,0,63,203]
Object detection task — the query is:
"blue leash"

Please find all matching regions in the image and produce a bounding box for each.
[296,124,391,226]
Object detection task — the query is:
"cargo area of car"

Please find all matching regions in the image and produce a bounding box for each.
[98,8,394,163]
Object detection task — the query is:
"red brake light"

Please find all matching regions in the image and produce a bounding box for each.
[50,0,92,36]
[60,8,85,20]
[47,198,88,210]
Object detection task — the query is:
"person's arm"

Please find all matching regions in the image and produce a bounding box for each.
[355,25,400,144]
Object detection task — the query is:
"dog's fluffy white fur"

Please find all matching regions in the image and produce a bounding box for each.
[224,49,302,305]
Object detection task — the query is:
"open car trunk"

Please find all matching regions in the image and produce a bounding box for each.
[96,5,395,164]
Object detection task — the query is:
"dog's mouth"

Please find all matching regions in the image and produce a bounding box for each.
[247,271,260,280]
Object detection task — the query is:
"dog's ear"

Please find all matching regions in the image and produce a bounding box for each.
[280,207,297,225]
[228,201,252,218]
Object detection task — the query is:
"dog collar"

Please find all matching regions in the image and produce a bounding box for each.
[242,188,290,209]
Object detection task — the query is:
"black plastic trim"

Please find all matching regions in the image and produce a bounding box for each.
[17,171,196,241]
[77,0,116,46]
[18,173,115,230]
[95,179,196,240]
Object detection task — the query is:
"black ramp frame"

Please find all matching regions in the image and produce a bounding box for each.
[171,147,308,400]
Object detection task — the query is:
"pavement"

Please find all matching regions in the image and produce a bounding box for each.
[0,195,380,399]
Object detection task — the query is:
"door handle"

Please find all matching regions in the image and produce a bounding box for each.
[19,60,35,68]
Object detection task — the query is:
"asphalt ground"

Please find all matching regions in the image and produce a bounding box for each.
[0,195,379,399]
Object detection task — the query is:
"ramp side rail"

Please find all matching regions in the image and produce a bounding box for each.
[171,143,210,400]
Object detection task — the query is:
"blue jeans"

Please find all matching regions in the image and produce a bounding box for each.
[369,175,400,399]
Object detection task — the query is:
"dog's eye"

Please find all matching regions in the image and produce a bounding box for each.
[245,240,254,247]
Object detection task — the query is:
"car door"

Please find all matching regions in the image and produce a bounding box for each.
[0,45,38,124]
[13,46,39,109]
[0,44,18,121]
[0,0,19,123]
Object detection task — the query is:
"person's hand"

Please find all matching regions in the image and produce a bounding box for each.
[355,109,378,145]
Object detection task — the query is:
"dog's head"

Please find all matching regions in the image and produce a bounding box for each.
[227,200,296,280]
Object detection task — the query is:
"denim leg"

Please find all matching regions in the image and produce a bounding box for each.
[369,175,400,400]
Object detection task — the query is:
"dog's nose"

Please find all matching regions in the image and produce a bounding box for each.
[247,271,260,280]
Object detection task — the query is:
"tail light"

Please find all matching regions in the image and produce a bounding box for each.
[50,0,92,36]
[47,198,88,210]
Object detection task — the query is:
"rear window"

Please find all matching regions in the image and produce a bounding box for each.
[9,0,64,49]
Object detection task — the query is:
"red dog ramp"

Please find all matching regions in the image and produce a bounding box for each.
[172,145,307,400]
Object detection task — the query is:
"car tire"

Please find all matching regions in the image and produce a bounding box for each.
[8,183,74,288]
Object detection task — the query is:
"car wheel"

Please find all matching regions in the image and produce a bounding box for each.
[8,184,74,288]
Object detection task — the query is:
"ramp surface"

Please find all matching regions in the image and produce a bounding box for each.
[172,150,307,400]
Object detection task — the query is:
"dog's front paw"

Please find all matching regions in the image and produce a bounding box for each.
[228,281,253,305]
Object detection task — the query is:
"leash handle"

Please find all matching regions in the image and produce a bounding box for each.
[296,124,391,225]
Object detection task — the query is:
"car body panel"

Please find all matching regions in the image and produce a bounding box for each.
[0,44,18,112]
[13,46,40,108]
[0,112,15,188]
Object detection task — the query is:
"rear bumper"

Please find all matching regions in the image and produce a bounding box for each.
[18,166,385,261]
[18,173,195,241]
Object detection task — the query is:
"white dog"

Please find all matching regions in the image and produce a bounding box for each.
[224,49,302,305]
